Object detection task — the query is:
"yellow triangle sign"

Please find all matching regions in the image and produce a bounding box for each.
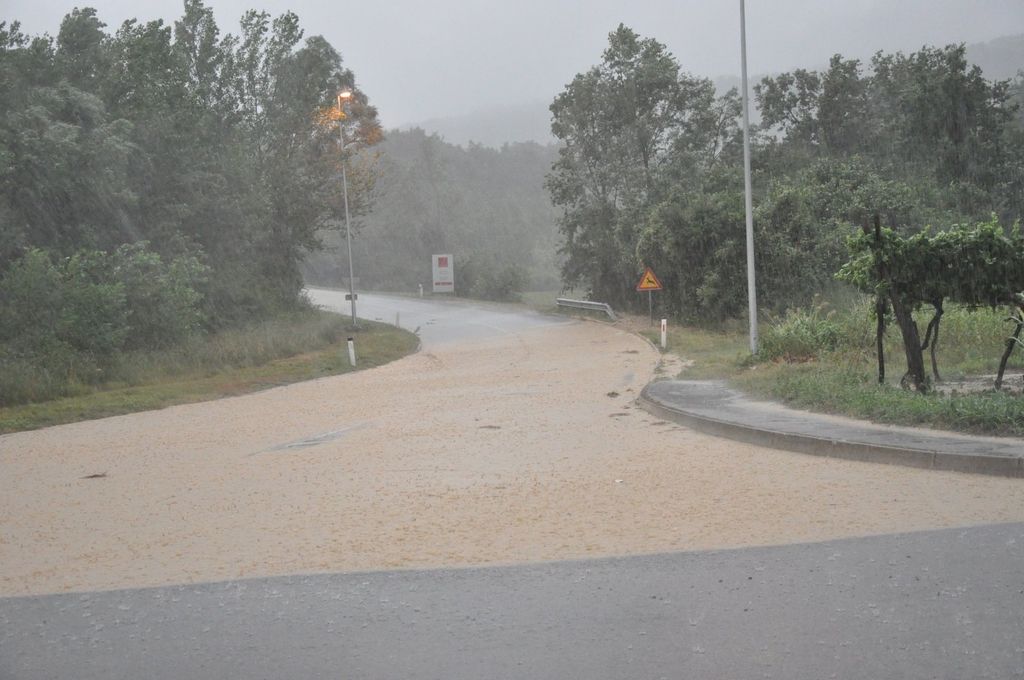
[636,267,663,292]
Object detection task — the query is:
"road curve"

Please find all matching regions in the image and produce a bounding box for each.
[3,293,1024,679]
[307,288,569,347]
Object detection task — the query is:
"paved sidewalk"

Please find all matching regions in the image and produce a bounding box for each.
[640,380,1024,477]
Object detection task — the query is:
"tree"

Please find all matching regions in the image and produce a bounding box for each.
[0,84,137,261]
[838,216,1024,392]
[548,25,739,307]
[55,8,109,92]
[758,45,1023,222]
[1,2,380,322]
[755,68,822,147]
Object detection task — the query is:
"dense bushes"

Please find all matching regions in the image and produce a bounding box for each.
[455,252,526,302]
[0,244,207,404]
[758,305,841,362]
[758,296,1024,385]
[111,244,207,349]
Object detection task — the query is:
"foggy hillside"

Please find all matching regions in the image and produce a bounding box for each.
[414,34,1024,149]
[410,101,556,149]
[302,129,562,296]
[966,34,1024,80]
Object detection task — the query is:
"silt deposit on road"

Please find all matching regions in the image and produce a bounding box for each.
[3,319,1024,596]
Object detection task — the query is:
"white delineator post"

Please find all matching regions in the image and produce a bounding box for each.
[347,337,356,367]
[661,318,667,349]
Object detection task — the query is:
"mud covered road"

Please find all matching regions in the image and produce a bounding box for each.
[3,292,1024,598]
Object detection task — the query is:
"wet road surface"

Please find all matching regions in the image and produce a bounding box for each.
[4,523,1023,679]
[3,293,1024,678]
[307,288,570,347]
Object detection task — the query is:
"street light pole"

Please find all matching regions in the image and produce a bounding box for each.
[739,0,758,354]
[338,92,357,328]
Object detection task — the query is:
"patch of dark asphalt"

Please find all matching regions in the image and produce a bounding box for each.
[4,523,1022,680]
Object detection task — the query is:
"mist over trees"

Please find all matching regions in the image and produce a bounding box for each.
[0,3,379,402]
[303,128,561,298]
[3,3,1023,403]
[966,34,1024,80]
[549,25,1024,320]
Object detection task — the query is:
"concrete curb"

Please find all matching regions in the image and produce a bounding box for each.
[638,384,1024,478]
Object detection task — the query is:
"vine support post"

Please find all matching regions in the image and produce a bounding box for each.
[875,295,886,385]
[891,295,929,393]
[996,305,1024,389]
[873,215,885,385]
[920,299,943,383]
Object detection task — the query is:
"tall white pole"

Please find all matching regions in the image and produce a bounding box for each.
[339,106,357,328]
[740,0,758,354]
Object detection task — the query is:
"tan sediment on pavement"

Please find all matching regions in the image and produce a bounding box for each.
[3,320,1024,596]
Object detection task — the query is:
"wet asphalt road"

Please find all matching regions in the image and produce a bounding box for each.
[3,294,1024,678]
[306,288,570,347]
[3,524,1023,680]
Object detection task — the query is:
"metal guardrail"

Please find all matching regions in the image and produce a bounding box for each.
[555,298,617,320]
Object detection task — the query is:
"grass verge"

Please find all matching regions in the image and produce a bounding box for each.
[634,303,1024,437]
[0,311,418,434]
[734,360,1024,437]
[640,323,751,379]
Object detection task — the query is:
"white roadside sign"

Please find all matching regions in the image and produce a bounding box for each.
[432,254,454,294]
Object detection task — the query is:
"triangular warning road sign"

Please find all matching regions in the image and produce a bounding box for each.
[635,267,663,292]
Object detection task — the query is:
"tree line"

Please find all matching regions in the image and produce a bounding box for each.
[0,3,379,401]
[548,25,1024,322]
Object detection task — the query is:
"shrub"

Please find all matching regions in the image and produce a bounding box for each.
[0,249,65,353]
[759,304,841,361]
[0,244,208,405]
[455,252,525,301]
[60,250,129,361]
[110,243,208,349]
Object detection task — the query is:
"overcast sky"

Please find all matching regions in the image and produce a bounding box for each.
[4,0,1023,128]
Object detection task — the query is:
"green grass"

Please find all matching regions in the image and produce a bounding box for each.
[640,323,752,379]
[645,300,1024,437]
[734,359,1024,436]
[0,312,418,434]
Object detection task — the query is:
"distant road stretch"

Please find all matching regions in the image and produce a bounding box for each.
[306,288,568,346]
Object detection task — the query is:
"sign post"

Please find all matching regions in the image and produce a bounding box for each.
[635,267,663,326]
[432,254,454,294]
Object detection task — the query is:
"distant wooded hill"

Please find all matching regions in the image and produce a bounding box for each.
[410,34,1024,149]
[409,101,556,149]
[966,34,1024,80]
[301,128,562,296]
